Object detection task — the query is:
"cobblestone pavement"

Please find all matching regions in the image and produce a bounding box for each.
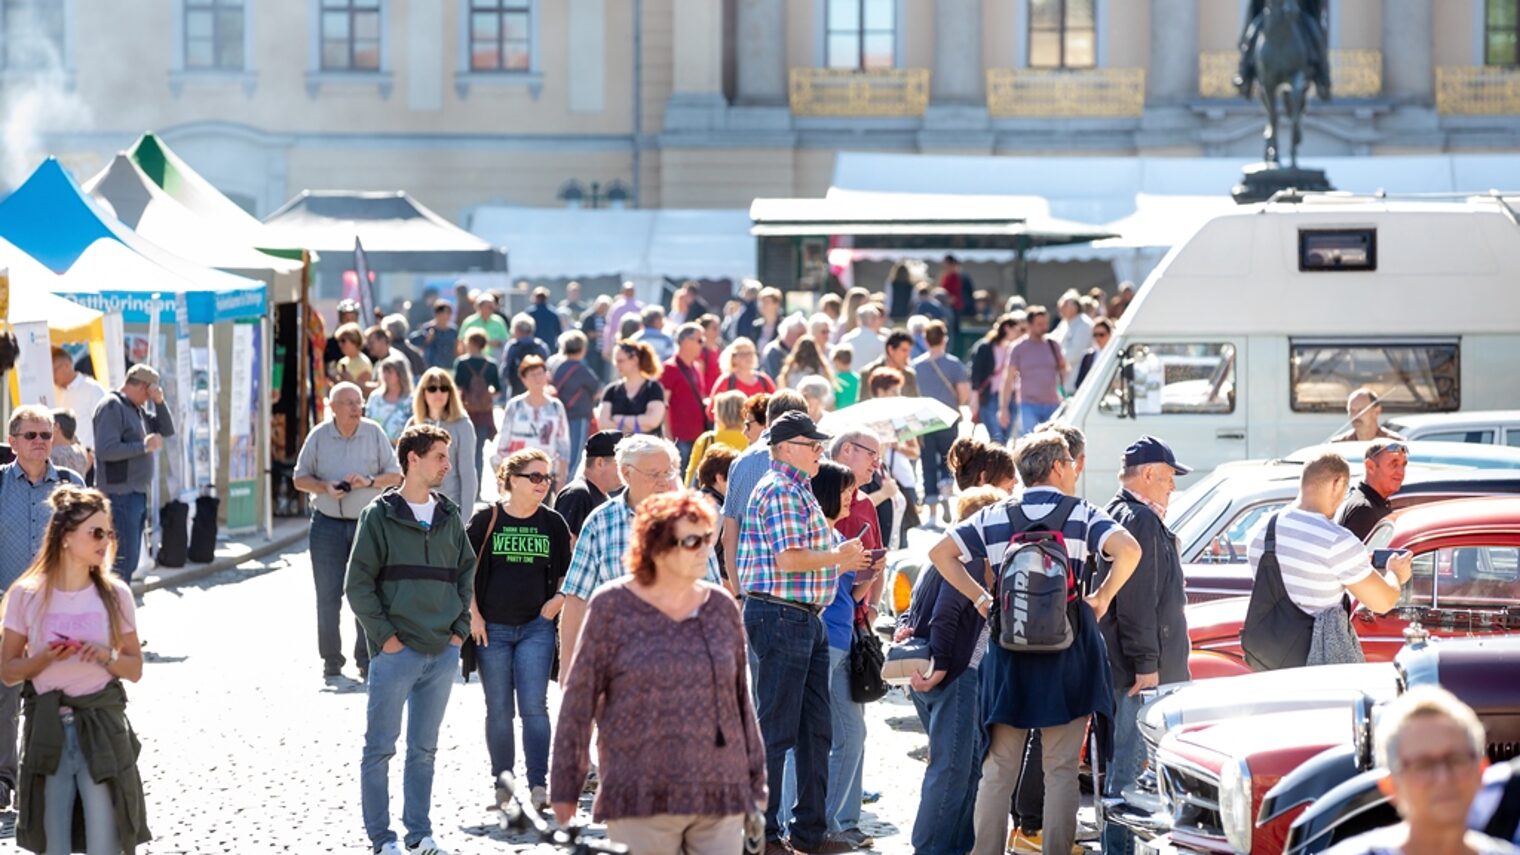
[0,531,1098,854]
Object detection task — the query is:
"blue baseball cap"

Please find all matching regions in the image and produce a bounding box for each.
[1123,435,1192,475]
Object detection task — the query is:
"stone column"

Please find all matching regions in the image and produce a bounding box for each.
[1382,0,1433,105]
[735,0,786,104]
[1147,0,1198,106]
[933,0,984,104]
[672,0,723,95]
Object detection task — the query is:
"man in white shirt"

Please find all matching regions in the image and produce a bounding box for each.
[51,347,107,456]
[1052,291,1093,391]
[839,305,886,367]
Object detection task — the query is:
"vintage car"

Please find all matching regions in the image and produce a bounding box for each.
[1184,496,1520,679]
[1109,633,1520,855]
[1385,409,1520,448]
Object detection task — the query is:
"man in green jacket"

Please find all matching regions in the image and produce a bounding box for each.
[346,423,475,855]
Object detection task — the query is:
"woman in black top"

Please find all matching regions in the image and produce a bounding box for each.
[466,448,571,809]
[598,340,666,435]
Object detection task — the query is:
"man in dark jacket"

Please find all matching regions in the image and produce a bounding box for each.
[1335,438,1408,541]
[1099,435,1193,855]
[346,424,475,855]
[93,364,174,582]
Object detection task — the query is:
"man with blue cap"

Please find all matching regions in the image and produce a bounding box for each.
[1097,434,1193,855]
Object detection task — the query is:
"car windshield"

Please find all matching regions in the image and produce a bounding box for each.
[1167,469,1230,532]
[1175,488,1235,561]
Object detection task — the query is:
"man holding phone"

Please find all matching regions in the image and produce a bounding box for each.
[92,363,175,582]
[1336,438,1409,541]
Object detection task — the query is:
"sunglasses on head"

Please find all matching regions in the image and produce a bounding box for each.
[1367,442,1409,460]
[673,531,716,551]
[511,472,553,485]
[14,430,52,441]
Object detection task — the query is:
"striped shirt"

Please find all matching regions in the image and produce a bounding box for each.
[736,459,838,606]
[1247,505,1373,615]
[560,491,721,600]
[948,487,1120,581]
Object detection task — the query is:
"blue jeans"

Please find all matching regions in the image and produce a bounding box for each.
[920,426,958,505]
[567,416,590,479]
[744,597,832,851]
[1018,401,1061,438]
[911,667,984,855]
[476,618,555,789]
[980,396,1017,445]
[43,720,118,855]
[361,642,461,849]
[1101,690,1147,855]
[778,645,868,835]
[310,513,370,673]
[108,490,147,582]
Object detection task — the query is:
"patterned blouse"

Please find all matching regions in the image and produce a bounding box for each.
[550,582,767,820]
[496,393,571,465]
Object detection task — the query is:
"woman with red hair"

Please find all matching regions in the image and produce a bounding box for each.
[550,491,766,854]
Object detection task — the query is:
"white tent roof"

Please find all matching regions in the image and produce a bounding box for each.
[468,206,754,282]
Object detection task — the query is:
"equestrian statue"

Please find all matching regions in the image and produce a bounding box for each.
[1234,0,1330,168]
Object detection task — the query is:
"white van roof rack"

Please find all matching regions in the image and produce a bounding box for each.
[1263,188,1520,224]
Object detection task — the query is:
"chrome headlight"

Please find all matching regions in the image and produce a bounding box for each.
[1218,757,1254,855]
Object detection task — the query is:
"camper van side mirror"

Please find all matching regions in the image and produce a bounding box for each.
[1119,350,1136,419]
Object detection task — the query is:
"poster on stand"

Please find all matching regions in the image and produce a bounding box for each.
[227,321,260,531]
[174,295,194,500]
[13,320,54,407]
[190,347,214,493]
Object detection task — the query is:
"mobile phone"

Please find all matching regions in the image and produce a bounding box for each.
[857,522,873,543]
[1371,548,1411,570]
[335,480,352,493]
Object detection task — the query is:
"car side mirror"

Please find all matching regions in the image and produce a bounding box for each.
[1119,350,1136,420]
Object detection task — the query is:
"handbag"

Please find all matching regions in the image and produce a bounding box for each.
[460,502,500,682]
[881,637,934,686]
[847,606,889,703]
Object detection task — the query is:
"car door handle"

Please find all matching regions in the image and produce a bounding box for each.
[1216,429,1246,441]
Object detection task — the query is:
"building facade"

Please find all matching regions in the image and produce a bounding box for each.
[6,0,1520,220]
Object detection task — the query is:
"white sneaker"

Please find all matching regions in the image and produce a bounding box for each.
[530,785,549,811]
[406,838,451,855]
[376,844,405,855]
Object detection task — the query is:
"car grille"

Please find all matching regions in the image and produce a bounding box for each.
[1158,761,1224,840]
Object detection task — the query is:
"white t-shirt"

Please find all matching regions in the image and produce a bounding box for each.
[406,498,438,529]
[56,373,108,451]
[1248,505,1373,614]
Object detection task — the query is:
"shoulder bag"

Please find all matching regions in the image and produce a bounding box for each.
[1240,513,1316,671]
[460,502,500,682]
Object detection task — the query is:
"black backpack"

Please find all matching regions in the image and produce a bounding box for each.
[990,495,1082,653]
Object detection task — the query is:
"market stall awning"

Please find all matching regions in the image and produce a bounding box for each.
[263,190,506,273]
[0,158,267,323]
[86,153,303,303]
[0,236,111,401]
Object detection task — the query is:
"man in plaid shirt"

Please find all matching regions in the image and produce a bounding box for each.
[557,434,720,674]
[737,411,869,855]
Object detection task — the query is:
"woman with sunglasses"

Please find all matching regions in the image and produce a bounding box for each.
[551,491,765,854]
[365,359,414,444]
[466,449,570,811]
[406,367,478,511]
[0,486,148,854]
[599,340,667,438]
[1072,316,1113,393]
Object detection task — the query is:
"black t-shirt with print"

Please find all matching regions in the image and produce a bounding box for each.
[466,504,572,626]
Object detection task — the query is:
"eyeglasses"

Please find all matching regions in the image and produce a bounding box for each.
[83,527,116,542]
[424,385,449,394]
[1394,750,1478,779]
[673,531,717,551]
[511,472,554,486]
[784,439,823,453]
[847,440,880,461]
[633,466,680,482]
[13,431,52,441]
[1367,442,1409,460]
[332,399,362,408]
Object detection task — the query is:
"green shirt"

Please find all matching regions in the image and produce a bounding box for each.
[461,313,510,362]
[834,371,860,408]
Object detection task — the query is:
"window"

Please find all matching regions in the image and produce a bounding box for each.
[1486,0,1518,67]
[1028,0,1095,69]
[1506,430,1520,449]
[1196,502,1288,565]
[0,0,65,71]
[467,0,530,72]
[1099,343,1237,416]
[1289,340,1460,414]
[826,0,895,70]
[185,0,245,70]
[320,0,380,71]
[1416,429,1496,445]
[1299,229,1377,272]
[1415,545,1520,607]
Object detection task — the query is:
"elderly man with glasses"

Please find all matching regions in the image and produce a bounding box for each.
[1336,438,1410,541]
[293,381,404,680]
[556,435,720,677]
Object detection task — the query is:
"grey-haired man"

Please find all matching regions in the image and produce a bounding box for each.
[92,363,174,582]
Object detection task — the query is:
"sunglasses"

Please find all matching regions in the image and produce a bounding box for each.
[424,385,449,394]
[511,472,554,485]
[14,430,52,441]
[1367,442,1409,460]
[83,527,116,542]
[674,531,717,551]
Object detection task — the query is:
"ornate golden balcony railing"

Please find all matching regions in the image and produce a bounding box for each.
[1436,66,1520,115]
[1198,48,1383,99]
[984,67,1146,118]
[788,67,930,118]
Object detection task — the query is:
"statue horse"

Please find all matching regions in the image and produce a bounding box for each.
[1242,0,1326,168]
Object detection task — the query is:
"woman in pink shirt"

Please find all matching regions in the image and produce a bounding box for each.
[1,486,145,854]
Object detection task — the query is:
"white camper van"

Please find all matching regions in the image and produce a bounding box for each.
[1058,194,1520,501]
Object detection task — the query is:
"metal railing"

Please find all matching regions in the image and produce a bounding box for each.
[984,67,1146,118]
[1198,48,1383,99]
[1436,66,1520,115]
[788,67,930,117]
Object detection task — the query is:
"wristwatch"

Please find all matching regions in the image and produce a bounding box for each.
[975,591,994,611]
[107,648,120,665]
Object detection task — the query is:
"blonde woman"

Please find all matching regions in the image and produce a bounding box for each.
[708,337,775,406]
[683,390,750,488]
[0,486,148,854]
[365,359,414,443]
[406,367,479,510]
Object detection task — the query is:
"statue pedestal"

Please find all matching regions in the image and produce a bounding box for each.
[1232,162,1335,204]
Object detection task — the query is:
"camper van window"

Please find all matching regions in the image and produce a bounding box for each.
[1098,342,1236,416]
[1288,340,1460,414]
[1299,229,1376,271]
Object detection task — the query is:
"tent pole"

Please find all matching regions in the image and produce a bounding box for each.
[263,315,274,540]
[1015,241,1029,302]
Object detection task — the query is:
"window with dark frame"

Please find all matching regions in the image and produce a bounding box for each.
[185,0,245,71]
[0,0,65,71]
[320,0,381,72]
[1028,0,1096,70]
[469,0,531,72]
[825,0,895,70]
[1288,341,1461,414]
[1485,0,1519,66]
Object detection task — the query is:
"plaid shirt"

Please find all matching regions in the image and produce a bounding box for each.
[736,459,838,606]
[560,490,721,599]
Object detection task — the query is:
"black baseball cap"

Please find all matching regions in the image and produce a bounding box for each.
[1123,435,1192,476]
[585,430,623,459]
[768,412,829,444]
